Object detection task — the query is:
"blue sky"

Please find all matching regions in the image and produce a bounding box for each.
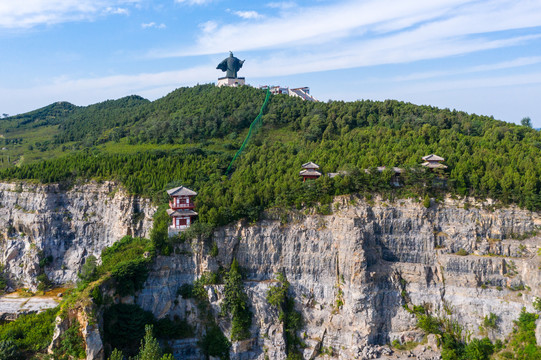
[1,0,541,126]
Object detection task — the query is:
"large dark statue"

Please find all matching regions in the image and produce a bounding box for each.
[217,52,244,78]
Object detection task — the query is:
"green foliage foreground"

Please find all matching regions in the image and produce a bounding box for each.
[0,307,58,357]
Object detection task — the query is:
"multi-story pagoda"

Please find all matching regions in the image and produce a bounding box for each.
[299,162,322,181]
[421,154,447,169]
[166,186,197,234]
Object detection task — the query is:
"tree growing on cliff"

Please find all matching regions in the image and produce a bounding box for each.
[266,273,303,359]
[78,255,98,283]
[221,258,252,341]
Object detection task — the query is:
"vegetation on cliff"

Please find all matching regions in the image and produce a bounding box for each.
[0,307,58,358]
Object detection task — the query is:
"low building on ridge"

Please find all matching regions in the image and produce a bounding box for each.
[300,162,322,181]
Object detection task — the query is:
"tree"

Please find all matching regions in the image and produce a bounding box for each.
[0,340,20,360]
[222,258,252,341]
[132,325,173,360]
[78,255,98,282]
[108,348,124,360]
[521,117,532,128]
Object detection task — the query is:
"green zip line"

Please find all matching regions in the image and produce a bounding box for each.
[225,87,271,175]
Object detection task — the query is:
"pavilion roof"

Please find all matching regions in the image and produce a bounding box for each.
[301,162,320,169]
[167,209,198,217]
[299,169,322,177]
[422,154,445,161]
[421,162,448,169]
[166,186,197,196]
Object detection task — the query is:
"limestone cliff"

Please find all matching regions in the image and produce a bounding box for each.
[3,180,541,359]
[139,196,541,359]
[0,181,155,289]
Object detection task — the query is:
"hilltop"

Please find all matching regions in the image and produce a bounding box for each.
[1,84,541,227]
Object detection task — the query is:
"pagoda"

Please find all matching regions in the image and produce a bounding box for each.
[299,162,322,181]
[421,154,447,169]
[166,185,198,234]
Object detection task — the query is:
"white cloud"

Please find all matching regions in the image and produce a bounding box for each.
[392,56,541,82]
[231,11,264,20]
[104,7,129,15]
[149,0,541,80]
[266,2,296,10]
[142,22,166,29]
[199,20,218,34]
[0,0,138,29]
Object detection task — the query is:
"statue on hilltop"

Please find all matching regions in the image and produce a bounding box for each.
[217,52,244,78]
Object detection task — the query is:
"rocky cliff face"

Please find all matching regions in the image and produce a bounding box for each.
[139,196,541,359]
[0,181,155,289]
[3,181,541,359]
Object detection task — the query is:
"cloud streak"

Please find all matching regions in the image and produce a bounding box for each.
[0,0,138,29]
[230,10,264,20]
[142,22,166,29]
[149,0,541,80]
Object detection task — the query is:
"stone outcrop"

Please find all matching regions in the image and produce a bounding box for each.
[139,196,541,359]
[0,181,155,289]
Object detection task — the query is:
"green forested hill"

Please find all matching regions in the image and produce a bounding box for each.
[1,84,540,227]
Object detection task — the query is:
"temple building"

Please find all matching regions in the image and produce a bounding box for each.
[300,162,322,181]
[166,186,198,234]
[259,85,317,102]
[421,154,447,169]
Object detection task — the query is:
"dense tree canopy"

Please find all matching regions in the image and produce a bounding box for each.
[1,84,541,227]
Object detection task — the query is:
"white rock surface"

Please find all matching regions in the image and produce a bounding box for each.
[0,293,59,320]
[139,196,541,359]
[0,181,155,289]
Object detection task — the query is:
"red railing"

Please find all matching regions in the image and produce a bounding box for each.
[169,201,195,210]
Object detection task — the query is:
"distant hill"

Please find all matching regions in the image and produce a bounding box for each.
[1,84,541,227]
[1,101,77,129]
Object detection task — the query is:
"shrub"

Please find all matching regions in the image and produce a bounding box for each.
[266,273,303,358]
[0,264,8,293]
[99,236,153,275]
[103,304,154,357]
[91,286,103,306]
[508,308,541,358]
[54,320,85,359]
[111,258,150,297]
[108,348,124,360]
[36,273,52,291]
[455,248,469,256]
[198,325,231,360]
[416,313,442,335]
[0,340,20,360]
[210,242,219,257]
[150,209,170,255]
[463,337,494,360]
[483,313,498,330]
[0,307,58,354]
[78,255,98,283]
[533,297,541,312]
[423,195,431,208]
